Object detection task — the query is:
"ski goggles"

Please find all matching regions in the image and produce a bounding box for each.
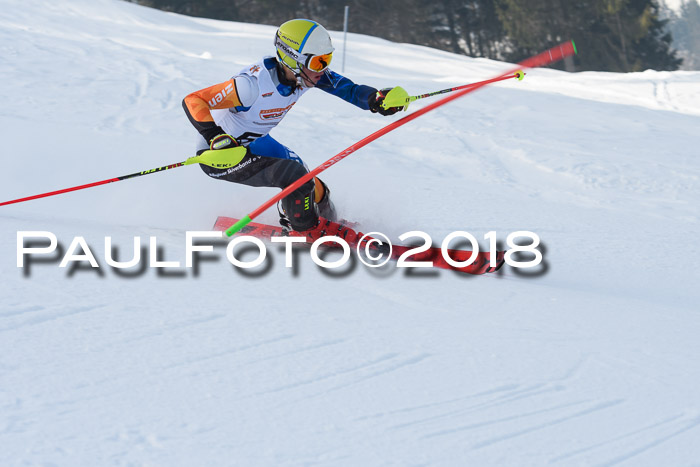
[305,52,333,72]
[275,35,333,72]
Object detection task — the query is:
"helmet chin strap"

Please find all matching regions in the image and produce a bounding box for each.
[296,65,335,89]
[277,58,327,89]
[295,68,316,88]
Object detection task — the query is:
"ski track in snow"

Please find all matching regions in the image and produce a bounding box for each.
[1,0,700,465]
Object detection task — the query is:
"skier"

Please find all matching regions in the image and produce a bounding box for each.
[183,18,404,244]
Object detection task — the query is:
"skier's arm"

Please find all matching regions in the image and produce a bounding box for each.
[316,70,377,110]
[182,75,258,142]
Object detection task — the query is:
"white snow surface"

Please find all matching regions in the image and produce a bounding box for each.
[1,1,700,465]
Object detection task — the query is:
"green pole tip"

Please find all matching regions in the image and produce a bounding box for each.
[225,215,252,237]
[571,39,578,55]
[515,70,525,81]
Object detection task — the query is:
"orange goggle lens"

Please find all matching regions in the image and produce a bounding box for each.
[306,53,333,72]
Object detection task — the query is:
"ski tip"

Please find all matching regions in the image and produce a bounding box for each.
[571,39,578,55]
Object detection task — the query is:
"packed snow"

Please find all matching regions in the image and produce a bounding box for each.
[1,0,699,465]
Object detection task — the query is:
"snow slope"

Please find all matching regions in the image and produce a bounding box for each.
[1,1,700,465]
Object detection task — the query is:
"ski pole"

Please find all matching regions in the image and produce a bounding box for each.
[381,71,525,110]
[0,147,247,207]
[224,40,577,237]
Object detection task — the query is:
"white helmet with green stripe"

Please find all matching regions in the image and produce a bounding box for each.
[275,19,334,74]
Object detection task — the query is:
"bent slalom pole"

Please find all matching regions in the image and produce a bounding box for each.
[0,147,247,207]
[225,40,577,237]
[381,71,525,111]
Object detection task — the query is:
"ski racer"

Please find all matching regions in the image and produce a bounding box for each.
[183,18,404,244]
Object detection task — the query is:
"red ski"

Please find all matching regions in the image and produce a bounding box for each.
[213,216,504,275]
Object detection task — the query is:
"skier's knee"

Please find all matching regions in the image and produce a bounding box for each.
[278,160,314,195]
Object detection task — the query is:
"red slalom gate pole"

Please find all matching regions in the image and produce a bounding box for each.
[225,40,577,236]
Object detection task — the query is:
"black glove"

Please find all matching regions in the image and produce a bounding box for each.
[368,88,404,116]
[202,125,238,150]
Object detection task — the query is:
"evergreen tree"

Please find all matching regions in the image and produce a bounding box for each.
[454,0,505,58]
[496,0,681,71]
[667,0,700,69]
[601,0,681,70]
[124,0,682,72]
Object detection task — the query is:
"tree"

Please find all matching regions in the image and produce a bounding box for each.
[666,0,700,69]
[124,0,682,71]
[600,0,681,70]
[496,0,681,71]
